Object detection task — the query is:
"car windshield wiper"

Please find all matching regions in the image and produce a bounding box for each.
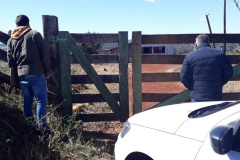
[188,100,240,118]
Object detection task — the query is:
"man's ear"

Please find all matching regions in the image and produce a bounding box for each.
[194,43,197,48]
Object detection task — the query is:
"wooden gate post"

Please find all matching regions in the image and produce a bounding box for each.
[42,15,62,104]
[118,31,129,121]
[132,31,142,114]
[58,32,72,116]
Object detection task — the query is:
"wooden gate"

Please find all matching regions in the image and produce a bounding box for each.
[57,31,129,122]
[42,15,129,122]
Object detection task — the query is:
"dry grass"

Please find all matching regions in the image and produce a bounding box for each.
[0,83,121,160]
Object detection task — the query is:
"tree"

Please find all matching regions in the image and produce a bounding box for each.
[176,45,192,55]
[78,43,100,54]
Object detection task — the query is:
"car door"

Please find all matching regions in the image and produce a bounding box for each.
[195,112,240,160]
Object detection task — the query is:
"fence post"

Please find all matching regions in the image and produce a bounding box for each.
[132,31,142,114]
[118,31,129,121]
[42,15,62,104]
[58,31,72,116]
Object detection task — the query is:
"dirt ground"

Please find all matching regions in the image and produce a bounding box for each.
[128,64,185,114]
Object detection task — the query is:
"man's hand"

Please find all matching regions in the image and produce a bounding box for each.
[45,73,51,80]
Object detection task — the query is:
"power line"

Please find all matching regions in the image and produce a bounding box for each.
[208,0,220,14]
[166,0,219,34]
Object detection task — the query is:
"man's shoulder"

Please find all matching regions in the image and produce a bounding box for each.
[190,47,224,56]
[185,50,197,58]
[26,30,44,40]
[28,30,41,35]
[209,47,224,53]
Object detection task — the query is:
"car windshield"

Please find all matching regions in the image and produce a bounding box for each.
[188,101,240,118]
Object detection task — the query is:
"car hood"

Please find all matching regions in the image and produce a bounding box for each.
[128,101,240,141]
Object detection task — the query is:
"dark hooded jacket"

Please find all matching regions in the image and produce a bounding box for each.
[180,44,233,101]
[7,26,50,76]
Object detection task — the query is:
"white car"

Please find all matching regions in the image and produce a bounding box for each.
[114,101,240,160]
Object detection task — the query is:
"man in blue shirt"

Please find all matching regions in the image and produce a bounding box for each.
[180,34,233,102]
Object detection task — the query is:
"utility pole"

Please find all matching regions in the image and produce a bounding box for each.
[206,14,216,48]
[223,0,226,53]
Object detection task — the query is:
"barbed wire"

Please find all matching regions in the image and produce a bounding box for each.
[166,0,219,34]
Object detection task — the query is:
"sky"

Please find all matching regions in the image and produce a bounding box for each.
[1,0,240,39]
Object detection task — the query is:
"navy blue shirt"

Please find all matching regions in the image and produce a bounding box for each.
[180,44,233,101]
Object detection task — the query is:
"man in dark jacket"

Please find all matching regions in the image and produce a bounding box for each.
[7,15,51,129]
[180,34,233,102]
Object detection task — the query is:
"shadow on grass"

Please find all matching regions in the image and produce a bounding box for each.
[82,130,118,155]
[0,101,61,160]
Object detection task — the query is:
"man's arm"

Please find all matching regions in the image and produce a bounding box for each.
[222,54,233,85]
[180,56,193,90]
[7,39,17,68]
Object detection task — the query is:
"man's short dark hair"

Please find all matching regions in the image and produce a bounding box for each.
[16,15,29,27]
[196,34,209,45]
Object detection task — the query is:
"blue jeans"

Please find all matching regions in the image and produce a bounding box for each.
[19,75,48,127]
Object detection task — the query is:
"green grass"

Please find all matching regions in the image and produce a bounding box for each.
[0,83,115,160]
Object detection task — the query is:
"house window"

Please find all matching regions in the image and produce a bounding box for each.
[153,46,165,54]
[143,47,152,54]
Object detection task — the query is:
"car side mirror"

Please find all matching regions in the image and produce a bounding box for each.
[210,125,233,155]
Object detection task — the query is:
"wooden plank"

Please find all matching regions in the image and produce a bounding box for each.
[232,63,240,77]
[142,55,185,64]
[70,33,118,43]
[142,93,178,102]
[0,31,10,44]
[222,93,240,100]
[132,31,142,114]
[142,55,240,64]
[142,73,180,82]
[118,31,129,121]
[42,15,62,105]
[143,92,240,103]
[59,31,72,116]
[227,56,240,64]
[75,113,119,122]
[68,32,122,120]
[70,54,119,64]
[148,90,190,109]
[142,34,240,44]
[142,72,240,82]
[72,93,120,103]
[0,49,7,62]
[71,75,119,84]
[231,74,240,80]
